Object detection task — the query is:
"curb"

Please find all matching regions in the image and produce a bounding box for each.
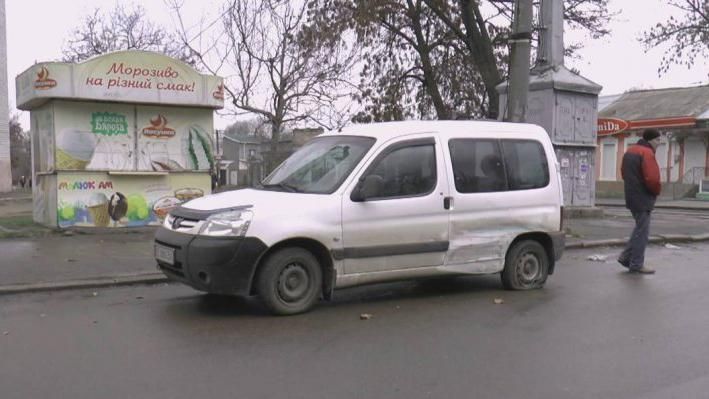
[597,202,709,211]
[0,196,32,203]
[565,233,709,249]
[0,226,158,240]
[2,235,709,296]
[0,272,169,296]
[61,226,159,236]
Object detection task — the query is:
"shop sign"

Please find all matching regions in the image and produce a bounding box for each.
[16,51,224,110]
[697,120,709,129]
[142,114,176,138]
[34,66,58,90]
[91,112,129,136]
[213,84,225,100]
[597,118,629,136]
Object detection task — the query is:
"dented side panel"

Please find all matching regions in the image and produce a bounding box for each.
[444,203,558,273]
[441,132,562,273]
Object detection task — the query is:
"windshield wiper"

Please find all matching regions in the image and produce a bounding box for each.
[260,182,302,193]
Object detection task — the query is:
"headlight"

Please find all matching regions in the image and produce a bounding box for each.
[163,214,175,229]
[198,210,253,237]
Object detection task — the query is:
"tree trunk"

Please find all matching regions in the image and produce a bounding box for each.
[409,1,451,119]
[458,0,503,119]
[268,122,281,174]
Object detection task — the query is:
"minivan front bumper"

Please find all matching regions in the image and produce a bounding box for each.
[154,227,268,296]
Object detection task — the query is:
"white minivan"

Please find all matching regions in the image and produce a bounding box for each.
[155,121,565,314]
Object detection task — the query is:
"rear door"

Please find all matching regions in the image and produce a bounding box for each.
[444,137,552,273]
[341,134,450,274]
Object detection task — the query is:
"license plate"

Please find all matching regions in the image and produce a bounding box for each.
[155,244,175,265]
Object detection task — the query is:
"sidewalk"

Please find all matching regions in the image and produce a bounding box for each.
[1,192,708,295]
[0,189,167,293]
[0,187,32,202]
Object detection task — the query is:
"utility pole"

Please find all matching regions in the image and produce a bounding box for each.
[0,0,11,192]
[497,0,602,213]
[504,0,534,122]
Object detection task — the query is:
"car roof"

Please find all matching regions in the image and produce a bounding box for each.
[320,120,549,142]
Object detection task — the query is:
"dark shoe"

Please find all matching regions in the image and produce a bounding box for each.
[617,258,630,268]
[629,266,655,274]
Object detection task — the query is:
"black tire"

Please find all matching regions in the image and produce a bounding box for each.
[256,247,322,315]
[501,240,549,290]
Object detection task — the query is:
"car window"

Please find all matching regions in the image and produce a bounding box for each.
[261,135,375,194]
[449,139,506,193]
[501,140,549,190]
[449,138,549,193]
[364,143,437,200]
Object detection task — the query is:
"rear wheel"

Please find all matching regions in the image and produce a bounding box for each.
[501,240,549,290]
[256,247,322,315]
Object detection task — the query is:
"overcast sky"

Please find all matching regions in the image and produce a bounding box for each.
[5,0,709,129]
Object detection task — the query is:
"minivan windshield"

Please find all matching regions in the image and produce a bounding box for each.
[260,135,376,194]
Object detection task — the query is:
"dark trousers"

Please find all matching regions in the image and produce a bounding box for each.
[619,210,652,269]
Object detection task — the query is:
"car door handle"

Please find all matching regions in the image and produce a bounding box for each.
[443,196,453,210]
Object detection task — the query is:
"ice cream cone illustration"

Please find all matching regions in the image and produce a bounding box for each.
[108,192,128,226]
[174,188,204,202]
[56,129,97,170]
[87,193,110,227]
[153,196,182,221]
[56,149,90,169]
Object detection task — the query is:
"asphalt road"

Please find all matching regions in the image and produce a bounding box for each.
[2,242,709,399]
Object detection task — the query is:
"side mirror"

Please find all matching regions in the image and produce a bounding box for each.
[350,174,383,202]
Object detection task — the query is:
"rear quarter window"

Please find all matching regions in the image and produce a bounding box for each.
[500,139,549,190]
[448,138,549,193]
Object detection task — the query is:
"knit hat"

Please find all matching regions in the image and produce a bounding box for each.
[643,129,660,141]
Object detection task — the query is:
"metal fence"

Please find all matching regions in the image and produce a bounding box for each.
[680,167,708,185]
[656,167,709,184]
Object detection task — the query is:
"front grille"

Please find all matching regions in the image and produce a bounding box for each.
[164,215,203,234]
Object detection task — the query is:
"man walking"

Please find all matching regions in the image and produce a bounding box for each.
[618,129,662,274]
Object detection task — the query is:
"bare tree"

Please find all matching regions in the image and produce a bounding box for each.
[640,0,709,75]
[424,0,505,118]
[170,0,358,170]
[423,0,612,118]
[224,118,271,138]
[308,0,612,120]
[62,3,193,63]
[9,114,30,186]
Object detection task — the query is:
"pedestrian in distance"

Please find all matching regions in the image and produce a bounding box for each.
[618,129,662,274]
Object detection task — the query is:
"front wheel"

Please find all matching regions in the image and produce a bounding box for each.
[256,247,322,315]
[501,240,549,290]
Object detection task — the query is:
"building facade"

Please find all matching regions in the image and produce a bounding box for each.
[220,127,324,187]
[221,133,261,187]
[595,85,709,198]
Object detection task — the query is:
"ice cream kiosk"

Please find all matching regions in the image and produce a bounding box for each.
[15,50,224,228]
